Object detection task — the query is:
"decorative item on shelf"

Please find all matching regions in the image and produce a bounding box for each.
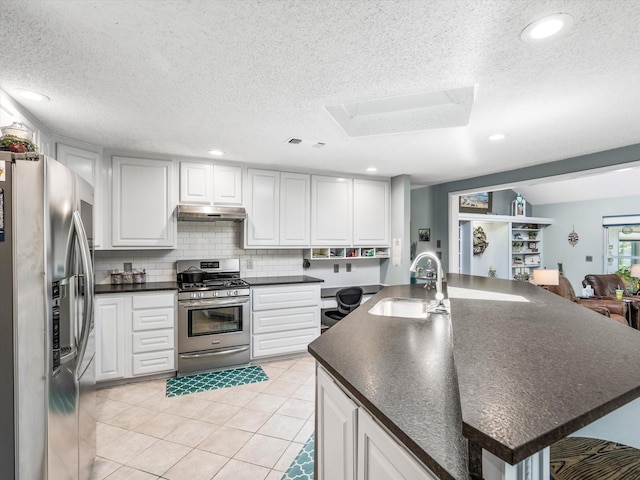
[528,230,538,240]
[511,193,527,217]
[513,241,524,252]
[527,242,538,252]
[0,122,37,153]
[568,225,579,246]
[418,228,430,242]
[532,268,560,290]
[459,192,493,214]
[513,255,524,264]
[513,232,523,240]
[488,265,497,278]
[514,267,530,282]
[473,226,489,255]
[524,254,541,266]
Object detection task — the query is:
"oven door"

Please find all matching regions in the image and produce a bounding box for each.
[178,297,250,353]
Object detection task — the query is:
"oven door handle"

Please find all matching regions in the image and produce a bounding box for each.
[179,297,250,308]
[179,346,250,359]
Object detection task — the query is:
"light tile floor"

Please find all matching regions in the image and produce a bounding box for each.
[91,354,316,480]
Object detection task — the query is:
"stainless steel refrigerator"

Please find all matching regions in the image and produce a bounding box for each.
[0,151,96,479]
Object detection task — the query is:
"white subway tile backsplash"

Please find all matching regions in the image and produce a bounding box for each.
[94,221,304,284]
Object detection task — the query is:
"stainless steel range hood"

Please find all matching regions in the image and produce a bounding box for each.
[177,205,247,222]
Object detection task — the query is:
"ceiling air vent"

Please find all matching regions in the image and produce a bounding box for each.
[287,138,302,144]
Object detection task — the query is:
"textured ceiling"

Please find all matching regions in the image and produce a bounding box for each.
[1,0,640,186]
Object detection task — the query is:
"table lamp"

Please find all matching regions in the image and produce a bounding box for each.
[532,268,560,290]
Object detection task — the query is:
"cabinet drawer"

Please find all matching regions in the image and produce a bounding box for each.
[132,350,175,376]
[253,306,319,334]
[251,327,320,359]
[132,329,175,354]
[132,308,174,331]
[252,285,320,311]
[132,293,175,310]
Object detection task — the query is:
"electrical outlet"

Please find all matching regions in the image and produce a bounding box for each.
[436,240,441,248]
[586,256,593,262]
[334,264,339,273]
[247,258,253,269]
[124,262,132,272]
[346,263,352,272]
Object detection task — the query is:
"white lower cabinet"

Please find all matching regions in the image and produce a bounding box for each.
[317,365,437,480]
[95,291,176,382]
[95,295,126,381]
[251,284,320,359]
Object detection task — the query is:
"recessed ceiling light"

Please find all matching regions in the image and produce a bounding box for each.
[208,149,224,156]
[521,13,574,42]
[366,167,377,172]
[14,88,50,101]
[488,133,506,141]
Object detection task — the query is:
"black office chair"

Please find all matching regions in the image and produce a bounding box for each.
[322,287,364,328]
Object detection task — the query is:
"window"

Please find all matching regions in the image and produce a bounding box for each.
[603,216,640,283]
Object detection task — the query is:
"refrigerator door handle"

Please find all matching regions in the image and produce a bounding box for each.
[65,210,94,377]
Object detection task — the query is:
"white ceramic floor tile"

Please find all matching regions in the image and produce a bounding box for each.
[97,423,128,450]
[134,412,186,438]
[257,414,306,441]
[198,425,253,457]
[291,384,315,402]
[97,399,131,422]
[126,439,191,476]
[166,395,213,418]
[98,430,158,465]
[263,379,302,397]
[89,457,121,480]
[293,419,314,444]
[212,458,271,480]
[102,465,159,480]
[216,388,259,407]
[273,441,305,471]
[224,407,272,432]
[265,470,285,480]
[162,449,230,480]
[260,366,287,380]
[276,398,315,419]
[165,419,220,448]
[105,405,157,431]
[277,369,313,385]
[197,401,241,425]
[233,434,290,468]
[245,393,288,414]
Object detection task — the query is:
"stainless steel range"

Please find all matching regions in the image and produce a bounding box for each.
[176,259,250,375]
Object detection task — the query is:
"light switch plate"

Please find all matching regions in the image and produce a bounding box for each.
[334,264,339,273]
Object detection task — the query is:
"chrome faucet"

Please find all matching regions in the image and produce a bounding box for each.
[410,252,445,307]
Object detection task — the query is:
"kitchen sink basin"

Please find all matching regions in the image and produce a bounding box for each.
[368,297,433,319]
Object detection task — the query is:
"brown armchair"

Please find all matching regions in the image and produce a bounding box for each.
[582,273,640,328]
[547,275,629,326]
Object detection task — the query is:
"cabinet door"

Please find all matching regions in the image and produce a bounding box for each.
[280,172,310,246]
[353,179,390,246]
[112,156,176,248]
[180,161,213,204]
[252,284,320,311]
[95,296,126,382]
[246,169,280,246]
[358,409,437,480]
[317,366,357,480]
[251,327,319,358]
[57,143,104,248]
[213,164,243,205]
[311,176,353,245]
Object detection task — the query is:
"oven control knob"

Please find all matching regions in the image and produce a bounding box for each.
[191,293,197,299]
[199,292,205,298]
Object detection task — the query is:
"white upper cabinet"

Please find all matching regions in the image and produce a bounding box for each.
[112,156,176,248]
[213,164,243,205]
[179,161,213,204]
[280,172,310,246]
[56,143,104,248]
[311,175,353,245]
[353,179,390,246]
[246,169,280,246]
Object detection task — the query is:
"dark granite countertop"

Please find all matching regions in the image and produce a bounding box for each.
[308,274,640,479]
[320,284,384,298]
[243,275,324,286]
[95,281,179,294]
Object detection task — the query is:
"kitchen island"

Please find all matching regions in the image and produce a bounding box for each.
[308,274,640,479]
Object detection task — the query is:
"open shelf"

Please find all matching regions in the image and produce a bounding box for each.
[307,247,390,260]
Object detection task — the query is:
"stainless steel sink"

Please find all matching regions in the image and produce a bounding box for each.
[368,297,433,319]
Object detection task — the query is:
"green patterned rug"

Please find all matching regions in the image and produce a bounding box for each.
[282,434,314,480]
[166,365,269,397]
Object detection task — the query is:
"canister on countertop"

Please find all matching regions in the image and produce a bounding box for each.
[133,269,146,284]
[110,271,123,284]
